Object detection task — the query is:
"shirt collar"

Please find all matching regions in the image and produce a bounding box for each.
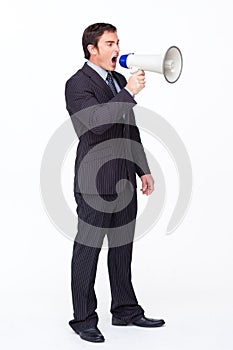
[86,61,108,81]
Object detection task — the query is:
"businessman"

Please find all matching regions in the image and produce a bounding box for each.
[65,22,165,343]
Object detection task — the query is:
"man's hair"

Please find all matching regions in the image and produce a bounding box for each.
[82,23,117,59]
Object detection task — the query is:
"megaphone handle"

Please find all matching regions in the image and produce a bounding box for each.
[130,66,141,74]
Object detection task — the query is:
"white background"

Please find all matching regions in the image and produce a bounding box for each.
[1,0,233,349]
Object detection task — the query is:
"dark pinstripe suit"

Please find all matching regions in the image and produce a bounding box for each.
[65,63,150,330]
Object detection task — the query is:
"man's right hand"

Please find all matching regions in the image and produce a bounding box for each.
[125,70,146,95]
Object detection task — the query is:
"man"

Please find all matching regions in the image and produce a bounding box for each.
[65,23,165,343]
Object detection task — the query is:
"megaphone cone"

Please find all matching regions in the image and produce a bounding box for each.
[119,46,183,83]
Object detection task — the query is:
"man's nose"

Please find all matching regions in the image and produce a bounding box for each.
[114,43,120,52]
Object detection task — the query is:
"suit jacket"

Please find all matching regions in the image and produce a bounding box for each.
[65,62,150,195]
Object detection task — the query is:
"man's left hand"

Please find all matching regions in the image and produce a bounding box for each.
[140,174,154,196]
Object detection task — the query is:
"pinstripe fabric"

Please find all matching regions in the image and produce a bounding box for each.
[70,185,144,331]
[65,63,150,195]
[65,63,148,330]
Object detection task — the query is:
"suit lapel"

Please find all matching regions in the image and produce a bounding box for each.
[81,63,113,99]
[112,71,126,90]
[82,62,127,95]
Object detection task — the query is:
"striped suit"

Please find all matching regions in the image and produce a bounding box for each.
[65,63,150,330]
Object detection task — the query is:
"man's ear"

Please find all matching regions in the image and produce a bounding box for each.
[87,44,97,56]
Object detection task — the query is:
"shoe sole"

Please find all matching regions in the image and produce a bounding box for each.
[79,335,105,343]
[112,320,165,327]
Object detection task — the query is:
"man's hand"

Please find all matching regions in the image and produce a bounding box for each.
[140,174,154,196]
[126,70,146,95]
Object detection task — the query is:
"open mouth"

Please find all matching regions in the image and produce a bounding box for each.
[111,56,118,64]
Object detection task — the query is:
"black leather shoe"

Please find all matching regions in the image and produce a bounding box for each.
[112,315,165,328]
[78,327,105,343]
[69,322,105,343]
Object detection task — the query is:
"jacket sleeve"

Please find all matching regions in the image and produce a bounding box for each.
[65,73,137,136]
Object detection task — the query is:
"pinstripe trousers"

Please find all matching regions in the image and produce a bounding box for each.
[70,183,144,331]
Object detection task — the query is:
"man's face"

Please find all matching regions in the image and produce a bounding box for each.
[88,31,120,71]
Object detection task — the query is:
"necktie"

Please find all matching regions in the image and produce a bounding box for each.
[106,72,118,96]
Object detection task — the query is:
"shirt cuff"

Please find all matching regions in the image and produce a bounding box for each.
[124,87,135,98]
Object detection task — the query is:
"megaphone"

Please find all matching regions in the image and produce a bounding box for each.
[119,46,183,83]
